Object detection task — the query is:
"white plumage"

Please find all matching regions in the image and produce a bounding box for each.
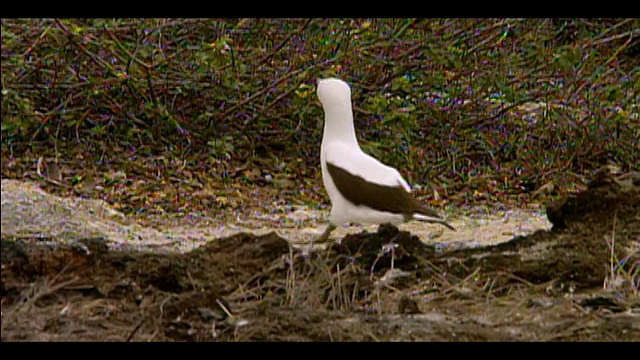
[316,78,454,241]
[322,135,409,225]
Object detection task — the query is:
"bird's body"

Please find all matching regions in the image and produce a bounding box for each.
[321,142,409,225]
[317,78,454,241]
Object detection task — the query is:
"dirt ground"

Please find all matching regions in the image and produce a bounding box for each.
[1,172,639,341]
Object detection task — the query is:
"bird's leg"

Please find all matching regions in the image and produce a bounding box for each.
[300,223,336,257]
[317,223,337,243]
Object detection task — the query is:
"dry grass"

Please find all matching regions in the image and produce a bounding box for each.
[603,213,639,303]
[2,267,78,340]
[219,216,638,341]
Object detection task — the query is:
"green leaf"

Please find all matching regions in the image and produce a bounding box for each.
[391,77,411,92]
[606,85,621,102]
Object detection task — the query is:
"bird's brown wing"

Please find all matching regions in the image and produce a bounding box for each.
[326,162,423,215]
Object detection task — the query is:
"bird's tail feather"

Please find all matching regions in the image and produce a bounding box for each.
[412,213,456,231]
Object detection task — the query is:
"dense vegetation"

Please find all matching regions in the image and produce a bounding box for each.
[2,18,639,212]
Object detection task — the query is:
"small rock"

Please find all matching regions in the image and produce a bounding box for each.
[398,295,422,314]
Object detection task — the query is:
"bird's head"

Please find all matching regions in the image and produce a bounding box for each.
[317,78,352,110]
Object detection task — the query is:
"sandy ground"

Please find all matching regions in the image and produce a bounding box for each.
[1,179,551,253]
[153,206,552,250]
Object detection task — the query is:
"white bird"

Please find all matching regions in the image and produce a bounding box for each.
[316,78,455,242]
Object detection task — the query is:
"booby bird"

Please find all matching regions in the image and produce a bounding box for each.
[316,78,455,242]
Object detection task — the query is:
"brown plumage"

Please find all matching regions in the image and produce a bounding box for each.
[327,163,455,231]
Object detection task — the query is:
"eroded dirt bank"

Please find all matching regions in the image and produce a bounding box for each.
[1,172,638,341]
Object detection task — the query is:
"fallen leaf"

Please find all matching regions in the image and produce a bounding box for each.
[273,178,295,189]
[45,162,63,184]
[107,170,127,181]
[79,173,96,194]
[36,157,45,177]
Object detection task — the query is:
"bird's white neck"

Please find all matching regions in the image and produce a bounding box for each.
[322,102,359,148]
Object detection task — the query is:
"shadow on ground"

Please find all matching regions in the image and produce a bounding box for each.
[2,172,639,341]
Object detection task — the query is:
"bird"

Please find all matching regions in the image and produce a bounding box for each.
[316,78,455,242]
